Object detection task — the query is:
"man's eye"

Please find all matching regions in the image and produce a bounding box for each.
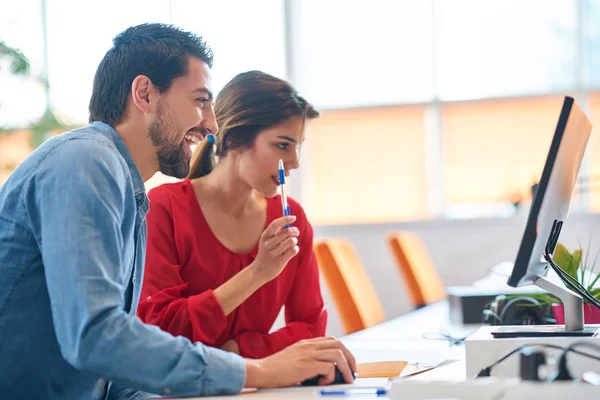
[196,98,208,108]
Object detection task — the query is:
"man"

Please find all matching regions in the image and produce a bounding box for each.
[0,23,355,400]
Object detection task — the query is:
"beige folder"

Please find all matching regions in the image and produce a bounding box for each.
[356,361,408,378]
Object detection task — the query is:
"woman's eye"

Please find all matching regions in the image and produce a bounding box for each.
[277,143,289,150]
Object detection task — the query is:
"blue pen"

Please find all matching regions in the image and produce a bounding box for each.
[278,159,291,227]
[319,388,387,396]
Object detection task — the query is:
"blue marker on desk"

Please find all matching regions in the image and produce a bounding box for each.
[278,159,291,227]
[319,388,387,397]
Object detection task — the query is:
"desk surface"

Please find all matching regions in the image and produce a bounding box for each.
[170,301,476,399]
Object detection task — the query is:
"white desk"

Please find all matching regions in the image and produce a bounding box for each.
[169,301,476,399]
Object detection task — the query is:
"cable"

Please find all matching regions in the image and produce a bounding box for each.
[544,243,594,298]
[543,224,600,309]
[544,253,600,307]
[545,257,600,307]
[476,344,560,378]
[545,224,594,299]
[481,308,503,324]
[422,330,471,346]
[544,251,600,308]
[550,341,600,381]
[546,250,588,294]
[562,341,600,359]
[475,342,600,378]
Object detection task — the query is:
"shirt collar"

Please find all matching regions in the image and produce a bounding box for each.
[90,121,149,212]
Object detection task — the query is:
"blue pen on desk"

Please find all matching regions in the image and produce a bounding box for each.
[319,388,387,397]
[278,159,291,227]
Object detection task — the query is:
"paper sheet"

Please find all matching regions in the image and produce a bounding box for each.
[346,339,463,367]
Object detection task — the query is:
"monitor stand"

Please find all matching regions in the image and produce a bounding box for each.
[491,276,598,338]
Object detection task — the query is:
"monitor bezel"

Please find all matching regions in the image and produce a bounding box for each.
[507,96,588,287]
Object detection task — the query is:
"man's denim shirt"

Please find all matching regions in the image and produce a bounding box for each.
[0,122,245,400]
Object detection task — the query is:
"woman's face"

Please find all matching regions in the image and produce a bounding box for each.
[237,116,306,198]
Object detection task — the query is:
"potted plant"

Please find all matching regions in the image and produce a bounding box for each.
[548,243,600,324]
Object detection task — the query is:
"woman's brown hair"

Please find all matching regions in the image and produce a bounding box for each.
[188,70,319,179]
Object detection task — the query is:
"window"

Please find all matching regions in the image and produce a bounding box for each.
[585,0,600,88]
[587,93,600,212]
[46,0,171,124]
[441,96,569,212]
[291,0,434,108]
[303,106,429,224]
[171,0,287,95]
[436,0,578,101]
[45,0,286,125]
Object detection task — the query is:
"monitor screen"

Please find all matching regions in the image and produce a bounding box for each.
[507,97,592,288]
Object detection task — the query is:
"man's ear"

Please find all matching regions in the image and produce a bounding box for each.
[131,75,155,114]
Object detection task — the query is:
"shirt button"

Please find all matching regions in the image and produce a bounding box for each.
[135,194,142,200]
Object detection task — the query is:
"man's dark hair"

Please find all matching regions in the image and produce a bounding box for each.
[89,23,213,125]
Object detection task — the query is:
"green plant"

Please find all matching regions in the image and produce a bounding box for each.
[29,108,74,148]
[530,242,600,305]
[0,41,30,76]
[0,41,72,147]
[555,242,600,301]
[0,41,31,136]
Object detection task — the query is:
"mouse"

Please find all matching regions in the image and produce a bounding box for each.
[300,366,353,386]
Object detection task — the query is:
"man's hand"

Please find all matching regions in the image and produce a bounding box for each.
[220,339,240,355]
[243,337,357,388]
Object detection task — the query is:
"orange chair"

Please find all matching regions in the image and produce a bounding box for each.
[387,232,446,308]
[314,239,386,334]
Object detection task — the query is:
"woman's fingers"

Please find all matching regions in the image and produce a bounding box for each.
[262,216,296,238]
[262,225,299,251]
[272,236,298,256]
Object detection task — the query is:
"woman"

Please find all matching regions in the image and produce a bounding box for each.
[138,70,326,359]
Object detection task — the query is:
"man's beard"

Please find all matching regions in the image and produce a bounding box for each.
[149,102,190,179]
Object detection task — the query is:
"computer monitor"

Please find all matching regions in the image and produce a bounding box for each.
[500,96,595,337]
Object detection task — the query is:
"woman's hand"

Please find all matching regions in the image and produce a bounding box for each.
[213,215,300,316]
[251,216,299,284]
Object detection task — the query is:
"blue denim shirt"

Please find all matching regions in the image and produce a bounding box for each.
[0,122,246,400]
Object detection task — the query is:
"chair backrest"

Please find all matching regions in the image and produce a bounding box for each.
[314,239,386,334]
[387,232,446,308]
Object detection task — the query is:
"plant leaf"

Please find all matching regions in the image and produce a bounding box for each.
[579,239,587,288]
[589,273,600,292]
[553,243,572,273]
[573,248,582,281]
[589,246,600,288]
[505,293,559,306]
[0,41,30,76]
[554,243,580,280]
